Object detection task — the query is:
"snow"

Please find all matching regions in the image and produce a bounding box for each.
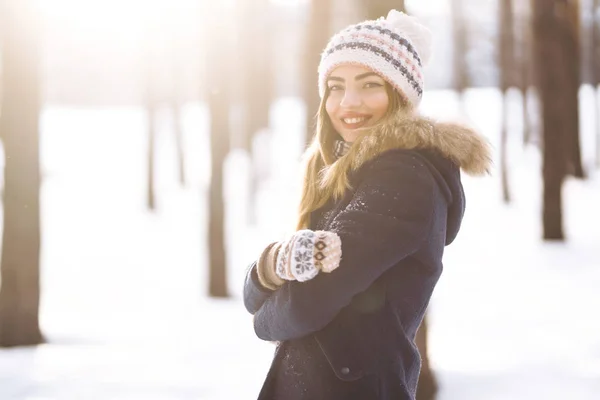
[1,88,599,399]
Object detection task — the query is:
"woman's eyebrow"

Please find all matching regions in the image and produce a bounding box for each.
[327,72,381,83]
[355,72,380,80]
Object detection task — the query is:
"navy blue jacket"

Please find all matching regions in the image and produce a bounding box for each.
[244,148,465,399]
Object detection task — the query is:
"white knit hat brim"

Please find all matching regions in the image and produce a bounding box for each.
[318,48,422,107]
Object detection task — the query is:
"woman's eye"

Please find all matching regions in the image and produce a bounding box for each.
[364,82,383,89]
[328,85,343,91]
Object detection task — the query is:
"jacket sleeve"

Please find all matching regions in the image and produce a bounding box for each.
[253,152,437,341]
[243,261,273,315]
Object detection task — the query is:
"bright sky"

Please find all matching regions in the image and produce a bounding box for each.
[268,0,450,14]
[35,0,203,45]
[33,0,452,54]
[36,0,451,21]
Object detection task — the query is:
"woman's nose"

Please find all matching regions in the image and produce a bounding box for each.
[340,90,362,108]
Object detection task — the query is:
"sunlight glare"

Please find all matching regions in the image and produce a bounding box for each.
[35,0,198,39]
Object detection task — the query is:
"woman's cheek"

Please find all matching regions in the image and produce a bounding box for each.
[367,90,389,109]
[325,95,340,115]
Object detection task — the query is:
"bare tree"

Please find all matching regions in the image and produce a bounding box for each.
[172,100,186,186]
[170,27,187,187]
[451,0,470,113]
[415,315,437,400]
[364,0,406,18]
[239,0,273,224]
[240,0,272,152]
[594,0,600,167]
[304,0,332,146]
[145,80,157,210]
[204,4,230,298]
[0,0,44,347]
[565,0,585,179]
[499,0,516,203]
[533,0,575,240]
[516,4,536,146]
[144,12,159,210]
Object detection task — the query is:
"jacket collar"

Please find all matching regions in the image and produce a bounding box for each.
[320,109,492,197]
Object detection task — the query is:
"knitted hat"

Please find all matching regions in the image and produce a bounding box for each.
[318,9,433,108]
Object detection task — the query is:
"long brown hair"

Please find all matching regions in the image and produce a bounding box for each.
[296,83,410,230]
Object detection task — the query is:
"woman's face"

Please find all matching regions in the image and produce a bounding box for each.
[325,64,390,142]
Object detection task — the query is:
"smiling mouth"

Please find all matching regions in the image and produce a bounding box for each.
[341,116,371,129]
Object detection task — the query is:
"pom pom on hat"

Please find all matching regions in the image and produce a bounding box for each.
[384,9,433,66]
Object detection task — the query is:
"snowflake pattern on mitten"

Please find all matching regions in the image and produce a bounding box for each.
[275,229,342,282]
[290,230,319,281]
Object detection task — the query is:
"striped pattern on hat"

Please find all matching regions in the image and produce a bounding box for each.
[318,10,432,108]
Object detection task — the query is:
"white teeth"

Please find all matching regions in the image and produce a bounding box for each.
[343,117,366,124]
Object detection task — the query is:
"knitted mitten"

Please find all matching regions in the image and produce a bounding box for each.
[275,230,342,282]
[313,230,342,273]
[289,230,321,282]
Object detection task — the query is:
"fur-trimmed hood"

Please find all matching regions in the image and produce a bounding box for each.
[320,109,493,199]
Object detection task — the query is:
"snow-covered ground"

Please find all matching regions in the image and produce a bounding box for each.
[1,88,599,399]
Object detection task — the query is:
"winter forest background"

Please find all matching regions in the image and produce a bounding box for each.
[1,0,599,399]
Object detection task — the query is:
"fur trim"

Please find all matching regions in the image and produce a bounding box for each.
[320,109,493,199]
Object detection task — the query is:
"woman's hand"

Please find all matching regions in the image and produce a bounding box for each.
[256,230,342,290]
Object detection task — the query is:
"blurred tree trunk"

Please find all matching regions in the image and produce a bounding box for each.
[170,40,186,187]
[499,95,512,203]
[205,5,230,298]
[0,0,44,347]
[146,90,157,210]
[364,0,406,18]
[415,317,437,400]
[533,0,573,241]
[518,7,535,146]
[172,101,186,186]
[240,0,272,152]
[239,0,272,224]
[565,0,585,178]
[594,0,600,167]
[499,0,516,203]
[144,13,159,210]
[451,0,469,111]
[304,0,332,146]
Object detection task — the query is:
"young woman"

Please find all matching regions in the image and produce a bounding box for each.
[243,10,491,400]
